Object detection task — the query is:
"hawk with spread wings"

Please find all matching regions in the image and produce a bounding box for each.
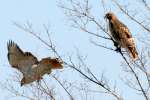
[105,12,138,61]
[7,40,63,86]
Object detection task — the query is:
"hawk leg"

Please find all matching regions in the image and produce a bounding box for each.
[113,41,121,52]
[115,47,121,53]
[113,41,119,48]
[37,75,43,83]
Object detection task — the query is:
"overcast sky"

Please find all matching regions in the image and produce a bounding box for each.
[0,0,144,100]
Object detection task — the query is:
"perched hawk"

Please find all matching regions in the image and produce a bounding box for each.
[7,40,63,86]
[105,12,138,61]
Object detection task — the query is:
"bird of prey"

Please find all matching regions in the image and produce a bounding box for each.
[7,40,63,86]
[105,12,138,61]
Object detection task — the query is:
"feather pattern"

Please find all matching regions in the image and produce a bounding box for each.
[105,12,138,61]
[7,40,63,86]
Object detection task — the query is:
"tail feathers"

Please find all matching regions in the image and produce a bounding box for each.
[50,59,63,69]
[41,58,63,69]
[128,47,138,61]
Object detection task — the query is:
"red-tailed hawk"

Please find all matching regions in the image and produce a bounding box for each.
[7,40,63,86]
[105,12,138,61]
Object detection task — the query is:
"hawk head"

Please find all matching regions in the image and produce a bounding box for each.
[105,12,116,20]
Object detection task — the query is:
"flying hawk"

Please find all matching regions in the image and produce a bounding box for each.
[7,40,63,86]
[105,12,138,61]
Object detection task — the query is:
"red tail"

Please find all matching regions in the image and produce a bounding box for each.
[127,47,138,61]
[50,59,63,69]
[41,58,63,69]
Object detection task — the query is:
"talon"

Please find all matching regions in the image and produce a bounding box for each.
[37,76,42,83]
[115,47,121,52]
[114,42,118,47]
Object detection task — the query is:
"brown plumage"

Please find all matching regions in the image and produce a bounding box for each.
[105,12,138,61]
[7,40,63,86]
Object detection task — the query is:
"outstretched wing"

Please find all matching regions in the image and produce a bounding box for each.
[7,40,24,68]
[7,40,38,74]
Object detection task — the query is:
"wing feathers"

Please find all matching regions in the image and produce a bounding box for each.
[24,52,38,64]
[7,40,63,86]
[7,40,24,68]
[7,40,38,73]
[105,12,138,61]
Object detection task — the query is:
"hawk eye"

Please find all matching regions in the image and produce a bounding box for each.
[107,14,112,19]
[105,13,112,20]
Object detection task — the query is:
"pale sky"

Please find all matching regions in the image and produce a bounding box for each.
[0,0,145,100]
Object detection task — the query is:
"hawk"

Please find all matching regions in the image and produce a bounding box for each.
[105,12,138,61]
[7,40,63,86]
